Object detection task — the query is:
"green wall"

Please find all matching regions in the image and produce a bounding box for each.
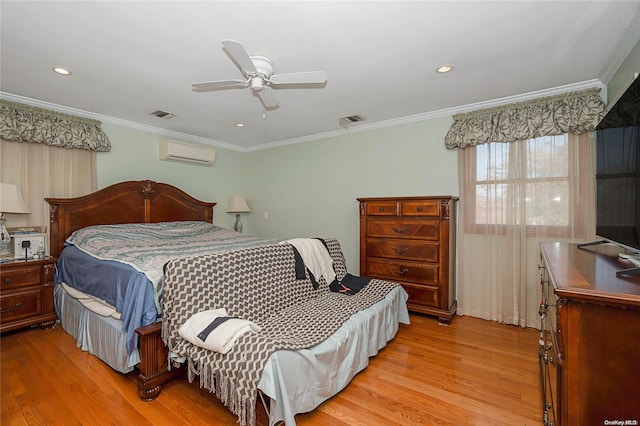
[242,117,457,272]
[99,123,249,230]
[97,116,458,272]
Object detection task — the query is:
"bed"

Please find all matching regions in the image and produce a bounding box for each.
[47,180,217,398]
[46,180,409,425]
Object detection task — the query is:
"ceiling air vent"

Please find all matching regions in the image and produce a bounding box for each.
[150,110,177,119]
[339,114,365,129]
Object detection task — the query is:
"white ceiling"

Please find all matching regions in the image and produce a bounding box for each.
[2,1,640,151]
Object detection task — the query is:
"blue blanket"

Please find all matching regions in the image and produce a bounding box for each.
[55,246,157,354]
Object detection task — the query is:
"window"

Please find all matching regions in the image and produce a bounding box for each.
[450,89,601,327]
[467,134,578,236]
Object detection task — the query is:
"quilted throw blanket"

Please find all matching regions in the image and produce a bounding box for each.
[162,238,400,426]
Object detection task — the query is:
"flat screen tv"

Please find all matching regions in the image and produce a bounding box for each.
[594,76,640,253]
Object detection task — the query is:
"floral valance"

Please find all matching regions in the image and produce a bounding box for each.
[444,88,606,150]
[0,99,111,152]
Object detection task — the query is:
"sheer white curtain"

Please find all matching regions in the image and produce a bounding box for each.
[0,139,97,253]
[456,133,596,327]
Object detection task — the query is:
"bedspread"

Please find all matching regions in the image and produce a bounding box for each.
[66,221,281,288]
[162,239,401,426]
[59,221,281,354]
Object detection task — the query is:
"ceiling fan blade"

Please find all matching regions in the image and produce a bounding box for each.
[270,71,327,85]
[257,87,279,108]
[192,79,249,92]
[222,39,257,75]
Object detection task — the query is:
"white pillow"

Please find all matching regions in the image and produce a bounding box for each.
[178,308,261,354]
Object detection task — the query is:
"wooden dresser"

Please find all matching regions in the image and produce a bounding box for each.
[0,257,57,333]
[358,196,457,323]
[538,242,640,426]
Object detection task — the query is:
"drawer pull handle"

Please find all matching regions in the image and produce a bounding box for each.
[416,207,423,212]
[391,267,409,275]
[378,207,385,212]
[1,302,22,314]
[392,247,409,254]
[3,277,11,284]
[391,225,409,233]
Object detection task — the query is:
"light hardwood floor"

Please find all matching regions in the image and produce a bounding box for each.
[1,314,542,425]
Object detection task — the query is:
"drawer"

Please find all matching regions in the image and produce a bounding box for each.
[1,290,41,322]
[366,219,439,240]
[366,238,439,262]
[0,265,41,290]
[401,200,440,217]
[365,201,398,216]
[400,282,439,308]
[366,258,438,284]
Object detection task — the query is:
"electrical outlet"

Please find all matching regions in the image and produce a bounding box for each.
[263,211,269,220]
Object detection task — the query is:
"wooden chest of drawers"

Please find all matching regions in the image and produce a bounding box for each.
[1,257,57,333]
[539,242,640,425]
[358,196,458,323]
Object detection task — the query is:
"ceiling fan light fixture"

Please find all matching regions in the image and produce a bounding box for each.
[436,64,453,74]
[250,77,264,91]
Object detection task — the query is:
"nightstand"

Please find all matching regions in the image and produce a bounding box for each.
[0,257,57,333]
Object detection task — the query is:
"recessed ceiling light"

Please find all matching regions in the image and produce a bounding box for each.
[235,123,245,128]
[436,64,453,74]
[53,67,72,76]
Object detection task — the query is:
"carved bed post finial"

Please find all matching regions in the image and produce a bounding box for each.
[49,204,59,222]
[141,180,156,198]
[139,181,156,223]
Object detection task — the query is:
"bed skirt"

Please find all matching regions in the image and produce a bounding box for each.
[54,283,141,373]
[257,284,409,425]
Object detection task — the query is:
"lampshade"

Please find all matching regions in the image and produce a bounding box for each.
[226,196,250,213]
[0,183,30,214]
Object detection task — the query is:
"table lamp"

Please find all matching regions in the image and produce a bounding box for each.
[226,195,250,233]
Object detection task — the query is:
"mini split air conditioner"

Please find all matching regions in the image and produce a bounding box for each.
[159,140,215,166]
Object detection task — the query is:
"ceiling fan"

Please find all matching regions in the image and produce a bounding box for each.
[192,39,327,109]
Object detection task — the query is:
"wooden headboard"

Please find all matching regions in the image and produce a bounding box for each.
[45,180,216,258]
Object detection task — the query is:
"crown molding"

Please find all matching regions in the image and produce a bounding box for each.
[244,79,605,152]
[0,91,244,152]
[2,79,604,154]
